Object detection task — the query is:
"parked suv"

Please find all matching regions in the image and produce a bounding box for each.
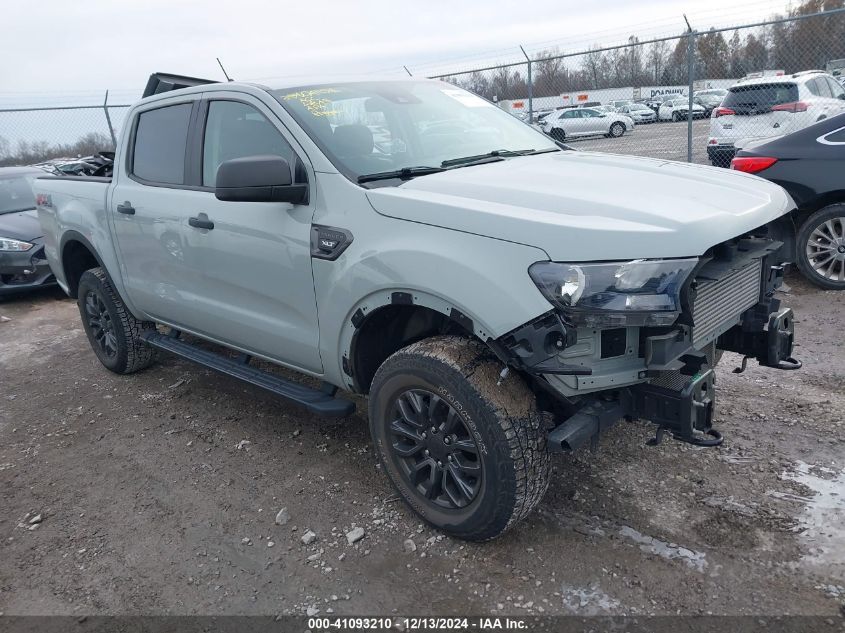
[35,74,800,541]
[708,71,845,167]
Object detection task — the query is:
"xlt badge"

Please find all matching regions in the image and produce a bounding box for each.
[311,225,353,261]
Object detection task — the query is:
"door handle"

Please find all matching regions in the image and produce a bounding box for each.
[188,216,214,230]
[116,202,135,215]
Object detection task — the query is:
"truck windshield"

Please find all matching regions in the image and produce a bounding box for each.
[272,80,557,184]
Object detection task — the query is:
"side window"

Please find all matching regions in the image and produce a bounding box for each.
[806,79,822,97]
[816,78,832,98]
[202,101,297,187]
[132,103,192,185]
[562,110,578,119]
[826,77,845,98]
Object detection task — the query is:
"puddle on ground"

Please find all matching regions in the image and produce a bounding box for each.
[618,525,707,572]
[560,584,622,615]
[782,460,845,574]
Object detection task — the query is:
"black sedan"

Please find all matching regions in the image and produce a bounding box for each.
[731,112,845,290]
[0,167,55,296]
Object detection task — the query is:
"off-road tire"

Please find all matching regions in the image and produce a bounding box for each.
[795,204,845,290]
[77,267,157,374]
[369,336,551,541]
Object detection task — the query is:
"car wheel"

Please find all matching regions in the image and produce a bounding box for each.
[77,267,157,373]
[368,336,551,541]
[672,111,680,122]
[796,205,845,290]
[549,128,566,142]
[609,122,625,138]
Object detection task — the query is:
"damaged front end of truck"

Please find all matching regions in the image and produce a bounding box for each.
[492,227,800,452]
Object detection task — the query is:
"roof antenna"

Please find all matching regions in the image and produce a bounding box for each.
[217,57,233,82]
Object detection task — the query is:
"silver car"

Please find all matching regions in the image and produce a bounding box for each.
[541,107,634,141]
[618,102,658,123]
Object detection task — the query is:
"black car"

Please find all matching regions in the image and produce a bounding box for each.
[0,167,55,296]
[731,112,845,290]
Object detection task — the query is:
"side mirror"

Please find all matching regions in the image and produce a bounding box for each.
[215,155,308,204]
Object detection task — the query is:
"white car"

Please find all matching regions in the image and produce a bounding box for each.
[541,107,634,141]
[707,70,845,166]
[618,102,658,123]
[658,98,707,122]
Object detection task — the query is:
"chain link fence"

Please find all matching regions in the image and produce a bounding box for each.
[430,5,845,168]
[1,5,844,170]
[0,96,131,168]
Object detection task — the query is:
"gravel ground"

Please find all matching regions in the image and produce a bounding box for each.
[0,274,843,618]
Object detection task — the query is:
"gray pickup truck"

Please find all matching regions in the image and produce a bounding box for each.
[35,73,800,540]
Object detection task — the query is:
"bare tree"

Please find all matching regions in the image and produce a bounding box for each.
[646,40,671,84]
[533,48,567,97]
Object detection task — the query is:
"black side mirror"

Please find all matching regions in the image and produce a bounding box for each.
[215,155,308,204]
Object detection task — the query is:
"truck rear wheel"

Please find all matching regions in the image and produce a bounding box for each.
[77,268,156,374]
[368,336,550,541]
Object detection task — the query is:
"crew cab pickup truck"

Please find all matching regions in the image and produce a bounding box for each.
[36,73,800,541]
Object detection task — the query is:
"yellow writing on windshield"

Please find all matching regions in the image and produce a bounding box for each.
[283,88,342,117]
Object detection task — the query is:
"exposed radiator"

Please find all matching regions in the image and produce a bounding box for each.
[690,260,762,349]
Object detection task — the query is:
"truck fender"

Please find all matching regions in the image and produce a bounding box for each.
[338,289,498,393]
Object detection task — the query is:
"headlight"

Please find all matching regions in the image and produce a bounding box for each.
[529,258,698,327]
[0,237,34,252]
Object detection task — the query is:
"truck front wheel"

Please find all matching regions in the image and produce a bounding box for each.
[368,336,550,541]
[77,268,156,374]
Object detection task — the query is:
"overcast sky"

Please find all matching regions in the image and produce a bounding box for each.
[4,0,794,103]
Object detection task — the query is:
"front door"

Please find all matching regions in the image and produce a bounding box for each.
[179,95,322,373]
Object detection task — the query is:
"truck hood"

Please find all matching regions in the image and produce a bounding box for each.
[365,151,794,261]
[0,209,42,242]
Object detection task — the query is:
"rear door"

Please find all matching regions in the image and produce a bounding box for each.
[823,76,845,114]
[559,109,584,135]
[111,98,200,327]
[579,109,605,134]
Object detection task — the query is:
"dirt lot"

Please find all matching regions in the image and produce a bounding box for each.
[1,274,843,618]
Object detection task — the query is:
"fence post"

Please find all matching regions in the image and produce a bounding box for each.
[103,90,117,149]
[520,45,533,123]
[686,31,695,163]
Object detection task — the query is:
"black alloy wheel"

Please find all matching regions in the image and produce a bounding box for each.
[388,388,482,509]
[84,289,118,358]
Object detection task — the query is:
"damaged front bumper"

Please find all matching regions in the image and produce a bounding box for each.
[495,236,800,451]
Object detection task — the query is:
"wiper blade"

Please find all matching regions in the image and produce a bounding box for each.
[358,166,445,184]
[441,147,560,168]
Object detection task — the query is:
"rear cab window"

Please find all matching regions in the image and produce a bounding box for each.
[131,103,193,184]
[723,83,799,114]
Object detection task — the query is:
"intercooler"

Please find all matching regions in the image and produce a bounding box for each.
[650,259,763,391]
[689,259,763,349]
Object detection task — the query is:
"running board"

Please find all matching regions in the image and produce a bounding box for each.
[141,332,355,417]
